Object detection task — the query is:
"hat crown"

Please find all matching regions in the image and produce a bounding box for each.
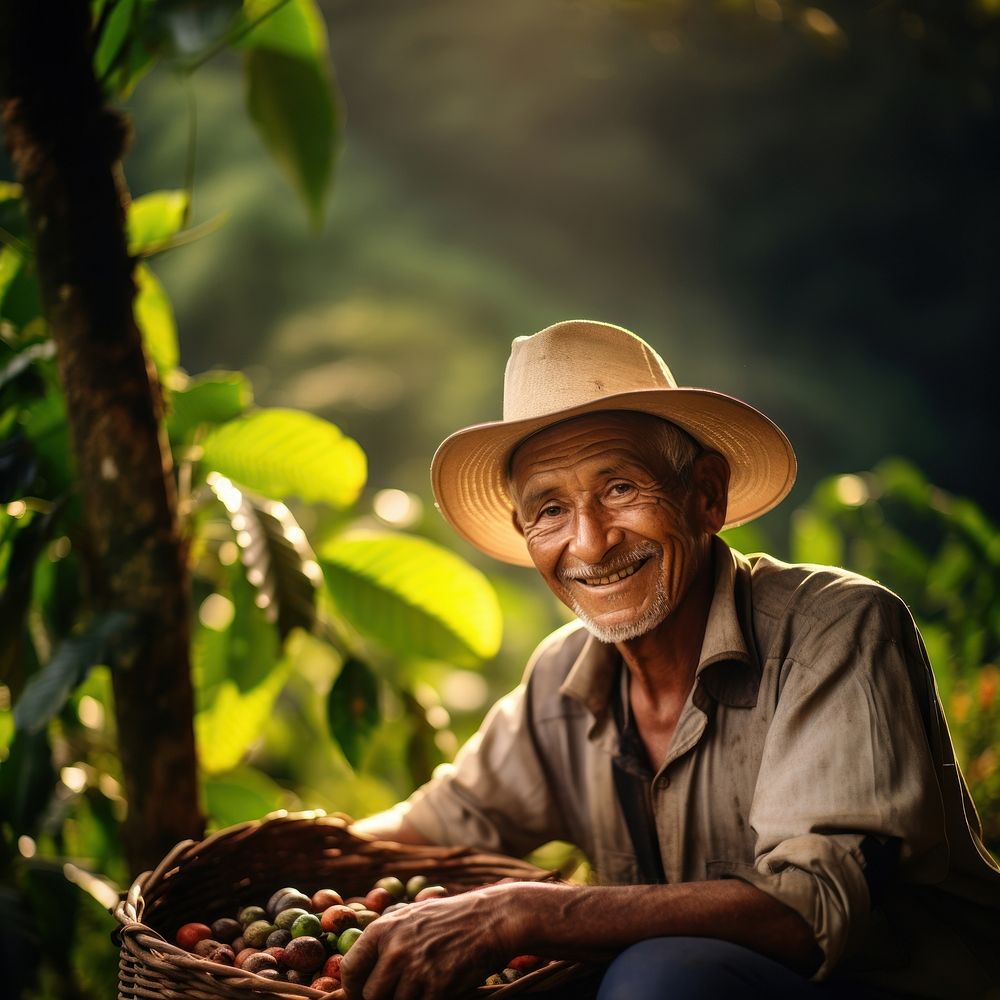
[502,320,677,421]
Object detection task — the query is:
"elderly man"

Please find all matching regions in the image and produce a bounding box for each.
[343,321,1000,1000]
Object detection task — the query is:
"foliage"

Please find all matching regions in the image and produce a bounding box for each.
[0,2,499,996]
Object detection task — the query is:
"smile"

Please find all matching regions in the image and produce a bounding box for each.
[574,557,649,587]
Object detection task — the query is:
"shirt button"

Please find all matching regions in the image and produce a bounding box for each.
[657,775,670,789]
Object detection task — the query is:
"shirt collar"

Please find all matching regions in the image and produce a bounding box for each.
[558,536,761,715]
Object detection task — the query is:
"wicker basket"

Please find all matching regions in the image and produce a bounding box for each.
[115,810,602,999]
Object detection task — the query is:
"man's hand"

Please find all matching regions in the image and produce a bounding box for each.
[340,884,522,1000]
[338,876,821,999]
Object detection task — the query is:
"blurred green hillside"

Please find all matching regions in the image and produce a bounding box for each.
[121,0,999,535]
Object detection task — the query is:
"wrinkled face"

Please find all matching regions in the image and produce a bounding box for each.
[509,412,709,643]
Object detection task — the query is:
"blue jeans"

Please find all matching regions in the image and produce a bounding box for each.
[597,937,873,1000]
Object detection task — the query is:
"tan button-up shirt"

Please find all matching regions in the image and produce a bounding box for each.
[401,540,1000,996]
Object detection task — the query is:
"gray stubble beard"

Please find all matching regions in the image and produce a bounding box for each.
[568,570,673,644]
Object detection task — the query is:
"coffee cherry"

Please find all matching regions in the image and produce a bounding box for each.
[322,954,344,980]
[374,876,405,901]
[291,913,323,939]
[413,885,448,902]
[311,888,343,911]
[242,951,279,974]
[238,905,266,926]
[265,928,291,948]
[320,904,358,934]
[405,875,429,900]
[311,976,340,990]
[337,927,363,955]
[211,917,241,943]
[284,936,326,972]
[234,947,259,968]
[243,919,276,948]
[364,887,393,913]
[275,907,309,930]
[176,922,212,950]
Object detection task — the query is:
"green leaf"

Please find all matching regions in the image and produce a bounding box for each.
[203,765,293,828]
[208,474,318,639]
[0,246,23,309]
[199,408,366,507]
[127,190,190,255]
[13,612,133,735]
[167,370,252,445]
[0,253,42,331]
[0,341,55,399]
[319,533,503,665]
[0,728,56,836]
[402,689,443,788]
[193,570,287,774]
[242,0,339,228]
[93,0,138,81]
[93,0,159,97]
[22,389,73,499]
[0,510,59,699]
[241,0,319,57]
[133,263,179,374]
[326,656,379,769]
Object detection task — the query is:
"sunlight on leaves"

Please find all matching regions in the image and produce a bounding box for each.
[126,191,190,255]
[134,263,179,375]
[320,532,502,666]
[199,408,366,507]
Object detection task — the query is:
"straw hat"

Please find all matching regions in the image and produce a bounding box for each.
[431,319,796,567]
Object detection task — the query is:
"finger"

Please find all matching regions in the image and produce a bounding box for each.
[340,925,381,998]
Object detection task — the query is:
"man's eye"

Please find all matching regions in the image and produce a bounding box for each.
[610,483,635,496]
[541,505,563,518]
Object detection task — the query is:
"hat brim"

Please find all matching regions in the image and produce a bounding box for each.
[431,388,796,567]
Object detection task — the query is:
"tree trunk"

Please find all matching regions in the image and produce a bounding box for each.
[0,0,204,875]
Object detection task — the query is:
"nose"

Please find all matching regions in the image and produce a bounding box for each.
[568,502,623,565]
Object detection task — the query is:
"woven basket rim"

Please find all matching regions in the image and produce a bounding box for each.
[115,809,596,999]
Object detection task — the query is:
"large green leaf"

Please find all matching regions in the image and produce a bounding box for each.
[133,263,179,374]
[207,472,318,639]
[12,612,133,735]
[199,408,366,507]
[193,570,287,774]
[242,0,340,228]
[319,533,503,666]
[167,370,252,446]
[127,190,189,255]
[326,656,379,770]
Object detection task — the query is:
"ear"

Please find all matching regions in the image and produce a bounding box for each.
[690,452,729,535]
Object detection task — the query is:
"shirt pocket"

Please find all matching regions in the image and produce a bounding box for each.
[593,847,644,885]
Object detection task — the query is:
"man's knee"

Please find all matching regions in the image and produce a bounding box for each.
[597,936,811,1000]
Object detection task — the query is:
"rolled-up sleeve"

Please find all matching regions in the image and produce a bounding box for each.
[737,587,949,978]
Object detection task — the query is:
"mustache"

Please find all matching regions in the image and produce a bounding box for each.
[558,542,660,583]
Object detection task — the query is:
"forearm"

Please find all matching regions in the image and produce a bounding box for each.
[350,805,432,845]
[501,878,822,976]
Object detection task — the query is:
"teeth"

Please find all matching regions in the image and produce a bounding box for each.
[583,561,641,586]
